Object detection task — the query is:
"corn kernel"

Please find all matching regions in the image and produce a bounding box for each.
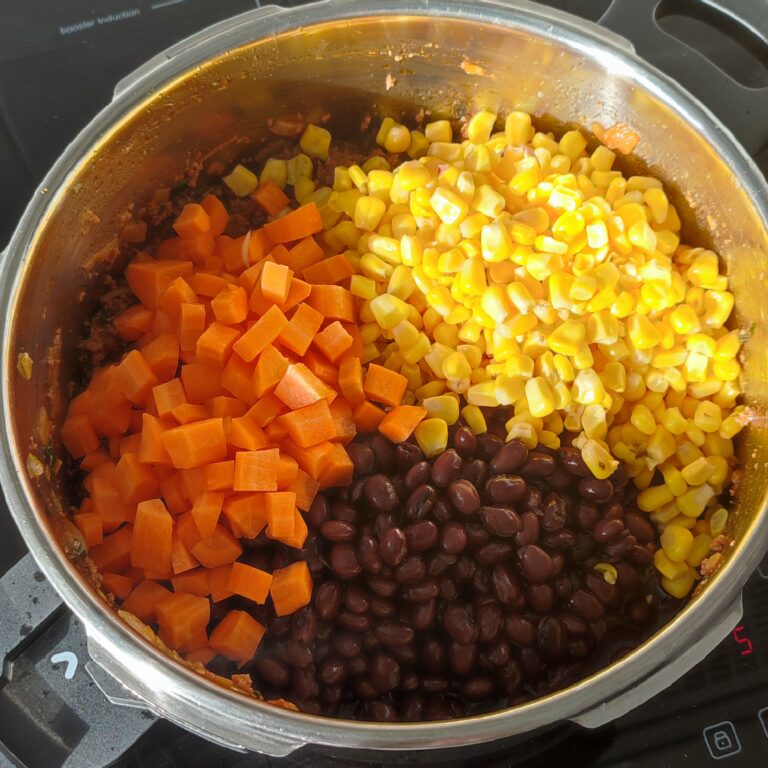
[414,418,449,458]
[370,294,410,329]
[384,124,411,154]
[661,570,696,598]
[505,111,532,145]
[572,368,606,405]
[661,524,694,563]
[637,484,674,512]
[524,377,555,418]
[223,164,259,196]
[461,404,487,434]
[354,195,387,232]
[582,438,618,479]
[442,352,472,381]
[300,124,331,160]
[676,484,715,517]
[350,275,378,300]
[661,464,688,497]
[709,507,728,536]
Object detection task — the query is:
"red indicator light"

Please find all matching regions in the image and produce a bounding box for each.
[732,625,753,656]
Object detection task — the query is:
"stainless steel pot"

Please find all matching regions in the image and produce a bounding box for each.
[2,0,767,756]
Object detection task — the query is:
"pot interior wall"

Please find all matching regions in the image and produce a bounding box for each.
[6,8,767,686]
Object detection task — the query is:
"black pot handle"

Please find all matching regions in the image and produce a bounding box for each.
[598,0,768,155]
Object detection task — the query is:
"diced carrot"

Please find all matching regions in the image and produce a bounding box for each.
[313,321,353,363]
[89,369,134,436]
[378,398,428,438]
[179,302,206,352]
[220,354,257,405]
[121,580,171,622]
[90,525,133,573]
[202,460,234,491]
[278,302,324,356]
[190,524,243,567]
[270,561,312,616]
[189,271,229,298]
[278,399,336,448]
[179,468,206,503]
[114,349,158,405]
[152,378,187,419]
[209,610,265,664]
[282,438,334,481]
[221,235,247,274]
[211,284,248,325]
[114,305,154,341]
[248,228,273,264]
[233,305,289,363]
[68,388,92,416]
[81,449,111,472]
[247,281,274,317]
[113,453,160,507]
[172,534,200,574]
[306,285,355,322]
[247,392,286,427]
[156,591,210,651]
[265,420,288,444]
[139,413,173,464]
[226,562,273,603]
[171,402,209,424]
[191,491,224,539]
[363,363,408,406]
[276,236,325,273]
[155,237,187,261]
[222,493,267,539]
[320,443,354,489]
[264,202,323,244]
[171,568,211,597]
[233,448,279,492]
[274,363,328,410]
[180,362,225,403]
[329,397,356,444]
[342,323,363,360]
[131,499,173,573]
[174,203,210,238]
[160,472,187,514]
[201,194,229,236]
[353,400,386,433]
[101,572,136,600]
[288,469,319,512]
[159,277,198,321]
[276,455,299,489]
[74,512,104,548]
[261,261,293,305]
[152,310,176,337]
[119,433,142,456]
[303,348,339,388]
[229,416,269,450]
[264,492,296,538]
[61,414,100,458]
[252,180,290,215]
[253,344,289,398]
[186,647,217,665]
[302,254,355,285]
[141,333,180,382]
[125,258,193,310]
[282,278,312,311]
[184,232,216,265]
[209,564,235,602]
[238,259,269,294]
[280,509,309,549]
[206,396,247,419]
[161,418,228,469]
[196,323,240,368]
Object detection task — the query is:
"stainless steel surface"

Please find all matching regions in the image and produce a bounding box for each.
[1,0,767,755]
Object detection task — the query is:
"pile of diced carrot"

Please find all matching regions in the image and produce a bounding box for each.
[60,191,418,668]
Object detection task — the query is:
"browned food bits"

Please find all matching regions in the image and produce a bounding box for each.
[250,427,663,722]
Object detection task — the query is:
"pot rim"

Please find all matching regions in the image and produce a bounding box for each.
[2,0,767,753]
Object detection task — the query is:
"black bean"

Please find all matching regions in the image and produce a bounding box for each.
[592,517,625,543]
[480,506,522,537]
[369,434,396,475]
[558,445,592,478]
[268,615,291,637]
[403,577,439,602]
[452,555,476,582]
[465,522,492,550]
[472,566,492,595]
[615,562,641,593]
[286,639,314,668]
[375,620,414,646]
[505,615,536,647]
[457,459,488,488]
[293,666,319,699]
[439,522,468,555]
[427,552,455,577]
[442,604,478,645]
[421,637,447,673]
[569,589,606,621]
[379,527,408,566]
[346,656,368,676]
[347,443,375,476]
[627,598,654,626]
[368,651,400,693]
[404,461,431,491]
[370,597,396,618]
[354,678,378,700]
[330,543,361,579]
[576,502,599,530]
[357,534,384,574]
[519,647,542,681]
[332,632,361,658]
[491,564,522,605]
[518,544,554,583]
[405,484,437,521]
[395,555,426,584]
[447,480,481,514]
[363,701,399,722]
[461,675,496,701]
[578,477,614,503]
[477,542,515,566]
[499,658,523,694]
[255,655,291,688]
[541,529,577,550]
[331,501,358,524]
[307,495,330,528]
[586,573,621,608]
[318,657,346,686]
[431,449,463,487]
[292,606,317,644]
[399,671,421,692]
[366,574,399,597]
[364,474,399,512]
[396,441,424,472]
[476,602,504,643]
[342,585,370,614]
[405,520,439,551]
[486,475,527,505]
[589,619,608,642]
[629,544,654,567]
[523,487,543,510]
[439,576,459,601]
[604,502,625,520]
[412,599,437,630]
[314,581,341,621]
[625,511,655,543]
[337,611,372,633]
[422,676,450,694]
[537,616,567,660]
[520,452,556,478]
[400,692,426,722]
[321,520,356,542]
[476,433,505,461]
[542,494,567,531]
[453,426,478,457]
[526,583,555,613]
[490,440,528,474]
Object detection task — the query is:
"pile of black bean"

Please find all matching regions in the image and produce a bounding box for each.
[249,426,663,722]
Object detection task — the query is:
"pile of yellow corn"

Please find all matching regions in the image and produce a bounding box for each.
[227,111,746,598]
